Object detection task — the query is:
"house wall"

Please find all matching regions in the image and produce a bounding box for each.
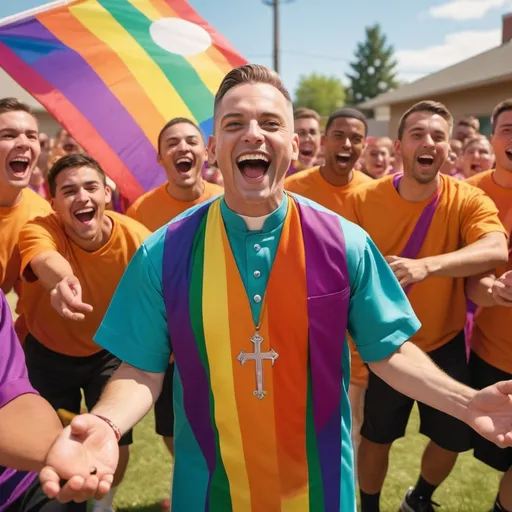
[36,111,61,138]
[387,80,512,138]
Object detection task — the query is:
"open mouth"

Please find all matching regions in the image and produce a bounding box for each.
[417,155,434,167]
[9,157,30,176]
[175,157,194,174]
[236,153,271,181]
[470,164,482,172]
[300,149,314,157]
[74,207,95,225]
[335,153,351,166]
[506,149,512,162]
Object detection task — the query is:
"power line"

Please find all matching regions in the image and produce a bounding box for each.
[246,50,351,63]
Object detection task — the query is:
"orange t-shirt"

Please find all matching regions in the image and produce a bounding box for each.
[344,174,506,353]
[285,167,372,216]
[127,181,224,232]
[466,170,512,373]
[0,188,52,294]
[18,211,150,357]
[286,167,373,388]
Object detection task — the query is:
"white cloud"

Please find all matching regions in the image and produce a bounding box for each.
[396,28,501,81]
[428,0,511,21]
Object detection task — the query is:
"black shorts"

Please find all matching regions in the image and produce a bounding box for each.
[24,334,132,446]
[470,351,512,472]
[361,331,471,452]
[154,363,175,437]
[4,475,86,512]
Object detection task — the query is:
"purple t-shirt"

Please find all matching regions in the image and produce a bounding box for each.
[0,291,38,510]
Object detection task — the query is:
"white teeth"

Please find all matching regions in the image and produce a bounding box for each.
[11,158,30,163]
[337,153,350,157]
[75,208,94,215]
[177,157,192,164]
[237,153,270,163]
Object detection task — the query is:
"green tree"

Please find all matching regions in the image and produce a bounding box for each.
[346,23,399,105]
[294,73,345,117]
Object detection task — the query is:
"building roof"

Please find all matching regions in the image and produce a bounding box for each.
[0,69,46,112]
[359,40,512,109]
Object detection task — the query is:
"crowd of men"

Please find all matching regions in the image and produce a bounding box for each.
[1,63,512,512]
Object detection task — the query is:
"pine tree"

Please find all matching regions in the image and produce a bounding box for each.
[346,24,399,105]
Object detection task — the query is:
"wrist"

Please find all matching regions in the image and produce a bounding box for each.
[93,414,122,441]
[423,256,440,277]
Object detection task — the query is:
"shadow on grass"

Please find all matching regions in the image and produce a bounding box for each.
[117,504,162,512]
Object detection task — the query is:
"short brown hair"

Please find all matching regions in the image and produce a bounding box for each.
[214,64,291,116]
[457,116,479,132]
[48,153,106,197]
[491,99,512,134]
[294,107,320,122]
[157,117,204,153]
[397,101,453,140]
[0,97,33,116]
[462,135,492,153]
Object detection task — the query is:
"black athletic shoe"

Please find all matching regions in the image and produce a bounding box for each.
[399,487,440,512]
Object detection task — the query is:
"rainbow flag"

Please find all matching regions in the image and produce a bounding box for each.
[0,0,245,203]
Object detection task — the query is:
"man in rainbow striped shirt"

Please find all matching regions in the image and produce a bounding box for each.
[40,65,512,512]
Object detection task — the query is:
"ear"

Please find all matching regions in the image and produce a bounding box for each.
[207,135,217,165]
[50,197,56,211]
[291,133,299,161]
[104,185,112,206]
[156,152,163,167]
[321,134,326,147]
[393,139,402,157]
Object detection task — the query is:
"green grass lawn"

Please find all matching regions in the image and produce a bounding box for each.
[6,293,500,511]
[115,408,500,512]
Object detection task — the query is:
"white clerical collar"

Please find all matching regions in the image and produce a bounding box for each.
[239,213,271,231]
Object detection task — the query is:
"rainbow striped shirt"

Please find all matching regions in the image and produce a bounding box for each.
[96,193,420,511]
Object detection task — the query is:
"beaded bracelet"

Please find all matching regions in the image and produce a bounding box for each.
[93,414,122,442]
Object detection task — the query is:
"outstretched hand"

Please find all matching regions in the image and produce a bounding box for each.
[467,380,512,448]
[50,276,93,321]
[385,256,429,288]
[40,414,119,503]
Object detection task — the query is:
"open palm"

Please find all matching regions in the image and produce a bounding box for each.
[468,381,512,448]
[40,414,119,503]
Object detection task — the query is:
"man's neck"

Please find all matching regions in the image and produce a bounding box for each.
[397,172,440,203]
[65,215,113,252]
[0,185,23,208]
[492,167,512,189]
[166,180,205,203]
[320,165,353,187]
[224,190,283,218]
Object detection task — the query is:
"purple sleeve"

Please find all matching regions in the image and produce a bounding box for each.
[0,292,38,409]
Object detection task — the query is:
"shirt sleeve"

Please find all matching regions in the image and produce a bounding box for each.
[0,292,38,409]
[347,236,421,363]
[94,240,171,373]
[18,218,59,278]
[461,187,507,245]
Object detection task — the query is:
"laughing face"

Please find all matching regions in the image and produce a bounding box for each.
[396,111,450,185]
[322,117,366,179]
[365,141,392,179]
[158,122,207,189]
[52,166,111,246]
[491,109,512,173]
[295,117,321,168]
[209,82,298,215]
[461,138,494,178]
[0,110,40,193]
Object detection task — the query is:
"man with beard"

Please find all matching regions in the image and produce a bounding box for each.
[127,118,223,232]
[285,107,372,458]
[17,154,150,512]
[465,99,512,512]
[343,100,508,512]
[36,67,512,512]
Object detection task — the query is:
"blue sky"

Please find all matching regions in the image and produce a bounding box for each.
[1,0,511,98]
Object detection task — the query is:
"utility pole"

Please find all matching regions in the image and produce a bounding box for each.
[262,0,295,74]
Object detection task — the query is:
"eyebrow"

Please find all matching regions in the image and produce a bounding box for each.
[60,180,99,191]
[0,128,38,135]
[498,123,512,130]
[165,135,199,142]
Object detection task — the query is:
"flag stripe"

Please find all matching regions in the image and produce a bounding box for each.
[202,201,251,510]
[128,0,227,95]
[38,6,164,150]
[99,0,213,123]
[0,40,144,202]
[0,18,161,192]
[165,0,246,69]
[149,0,233,77]
[68,0,195,124]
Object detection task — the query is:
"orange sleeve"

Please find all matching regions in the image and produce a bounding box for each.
[125,202,138,220]
[18,218,60,278]
[460,187,507,246]
[340,192,361,225]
